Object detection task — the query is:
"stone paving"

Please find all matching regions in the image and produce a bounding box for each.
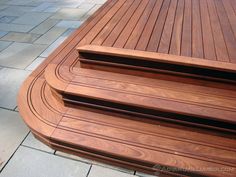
[0,0,157,176]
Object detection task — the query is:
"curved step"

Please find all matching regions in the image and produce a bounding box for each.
[45,65,236,133]
[18,58,236,177]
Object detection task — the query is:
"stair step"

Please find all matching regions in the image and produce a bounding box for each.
[51,68,236,133]
[78,45,236,82]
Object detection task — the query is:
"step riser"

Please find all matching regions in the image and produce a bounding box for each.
[60,92,236,134]
[78,46,236,83]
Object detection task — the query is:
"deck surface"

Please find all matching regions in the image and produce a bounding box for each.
[75,0,236,63]
[18,0,236,176]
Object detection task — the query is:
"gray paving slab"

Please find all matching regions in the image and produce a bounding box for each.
[0,23,34,33]
[87,0,108,5]
[0,16,17,23]
[14,106,18,111]
[50,8,89,20]
[0,146,91,177]
[0,41,11,52]
[56,20,82,28]
[80,4,102,21]
[135,172,159,177]
[56,151,135,174]
[77,3,95,11]
[34,26,67,45]
[1,32,40,43]
[4,0,35,6]
[55,0,85,8]
[0,5,8,11]
[30,18,59,35]
[22,132,55,153]
[40,28,74,57]
[88,165,135,177]
[43,6,60,13]
[31,2,54,12]
[27,1,43,7]
[0,108,29,171]
[0,68,30,109]
[56,150,134,174]
[0,31,8,38]
[12,12,52,26]
[0,42,47,69]
[56,151,92,164]
[0,6,33,16]
[25,56,45,71]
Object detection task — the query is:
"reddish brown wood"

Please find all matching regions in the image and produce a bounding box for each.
[18,0,236,176]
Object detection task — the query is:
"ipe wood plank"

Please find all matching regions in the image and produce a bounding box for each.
[199,0,216,60]
[207,0,229,61]
[135,0,163,51]
[158,0,178,54]
[169,0,184,56]
[181,0,192,57]
[124,0,156,49]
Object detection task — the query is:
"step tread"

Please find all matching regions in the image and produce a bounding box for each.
[61,69,236,125]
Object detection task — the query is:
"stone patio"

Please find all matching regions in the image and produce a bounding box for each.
[0,0,157,176]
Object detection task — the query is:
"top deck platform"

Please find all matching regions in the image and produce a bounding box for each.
[75,0,236,64]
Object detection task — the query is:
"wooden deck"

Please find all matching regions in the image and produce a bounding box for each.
[77,0,236,62]
[18,0,236,176]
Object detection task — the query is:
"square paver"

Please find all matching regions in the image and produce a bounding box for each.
[56,151,134,174]
[87,0,108,5]
[0,16,17,23]
[0,23,34,33]
[12,12,52,26]
[34,26,67,45]
[77,3,95,11]
[0,108,29,171]
[40,28,74,57]
[44,7,60,13]
[31,2,54,12]
[0,5,8,11]
[1,32,40,43]
[0,42,47,69]
[0,41,11,52]
[55,0,85,8]
[25,57,45,71]
[88,165,135,177]
[135,172,159,177]
[80,4,102,21]
[0,68,30,109]
[0,146,91,177]
[56,151,92,164]
[0,31,8,38]
[30,18,59,35]
[0,6,33,16]
[56,20,82,28]
[50,8,89,20]
[4,0,35,6]
[22,132,54,153]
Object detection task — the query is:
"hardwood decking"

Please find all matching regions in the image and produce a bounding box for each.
[18,0,236,176]
[78,0,236,62]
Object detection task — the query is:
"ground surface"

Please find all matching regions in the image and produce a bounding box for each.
[0,0,157,176]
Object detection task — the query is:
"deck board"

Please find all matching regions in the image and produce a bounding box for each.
[169,0,184,55]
